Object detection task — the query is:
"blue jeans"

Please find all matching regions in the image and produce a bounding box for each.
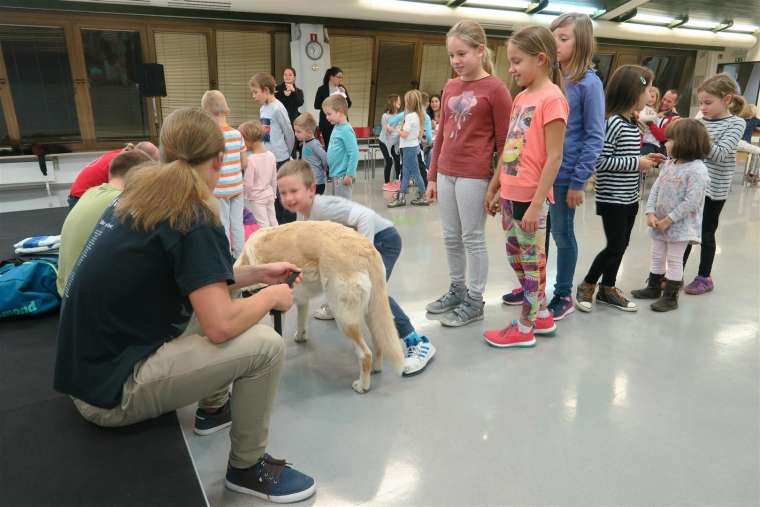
[373,227,414,339]
[400,146,425,195]
[548,185,577,297]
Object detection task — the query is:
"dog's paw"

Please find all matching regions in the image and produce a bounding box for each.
[352,380,369,394]
[371,365,383,374]
[293,331,308,343]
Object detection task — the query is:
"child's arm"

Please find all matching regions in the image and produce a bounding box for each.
[595,120,646,173]
[707,120,744,164]
[345,130,359,181]
[485,160,502,216]
[387,112,404,127]
[240,147,248,175]
[424,114,433,147]
[270,157,278,196]
[313,141,329,173]
[522,119,566,232]
[570,78,605,195]
[277,106,295,153]
[645,169,662,225]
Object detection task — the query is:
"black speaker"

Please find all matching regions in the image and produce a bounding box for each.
[137,63,167,97]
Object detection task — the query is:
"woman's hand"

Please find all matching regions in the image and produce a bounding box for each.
[639,156,655,172]
[520,204,541,233]
[256,262,302,286]
[261,284,294,312]
[566,189,584,208]
[425,181,437,202]
[646,213,658,228]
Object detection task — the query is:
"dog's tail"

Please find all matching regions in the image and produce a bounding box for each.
[366,253,404,375]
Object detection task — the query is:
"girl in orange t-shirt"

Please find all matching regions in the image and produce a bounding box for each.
[483,26,569,348]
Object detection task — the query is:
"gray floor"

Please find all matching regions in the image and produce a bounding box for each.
[172,175,760,507]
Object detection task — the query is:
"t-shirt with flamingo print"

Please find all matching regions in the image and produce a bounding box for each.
[428,75,512,181]
[499,83,568,203]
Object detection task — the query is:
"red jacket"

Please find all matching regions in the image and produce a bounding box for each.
[69,149,121,198]
[647,113,680,143]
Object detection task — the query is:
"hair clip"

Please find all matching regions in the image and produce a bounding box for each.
[639,75,647,86]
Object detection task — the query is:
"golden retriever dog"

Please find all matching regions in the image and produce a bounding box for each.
[236,221,404,393]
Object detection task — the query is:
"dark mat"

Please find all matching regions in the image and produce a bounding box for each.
[0,397,206,507]
[0,207,69,259]
[0,209,207,507]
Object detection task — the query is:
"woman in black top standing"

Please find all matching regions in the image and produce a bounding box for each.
[275,67,304,124]
[314,66,351,148]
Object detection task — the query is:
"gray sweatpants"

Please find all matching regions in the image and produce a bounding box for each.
[436,175,489,301]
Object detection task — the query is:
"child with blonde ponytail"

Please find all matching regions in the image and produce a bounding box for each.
[425,19,512,328]
[482,25,569,348]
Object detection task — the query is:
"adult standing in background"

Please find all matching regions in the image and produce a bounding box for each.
[275,67,304,124]
[648,89,681,146]
[314,67,352,148]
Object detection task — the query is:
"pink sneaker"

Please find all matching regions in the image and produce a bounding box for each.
[389,180,401,191]
[382,182,394,191]
[483,321,536,348]
[534,314,556,335]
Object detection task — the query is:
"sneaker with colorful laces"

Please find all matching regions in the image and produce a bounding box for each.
[534,314,557,335]
[547,295,574,320]
[684,275,713,295]
[402,333,436,376]
[501,287,524,306]
[483,321,536,348]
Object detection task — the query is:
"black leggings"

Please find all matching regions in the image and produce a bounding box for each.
[584,204,638,287]
[683,196,725,277]
[379,141,400,183]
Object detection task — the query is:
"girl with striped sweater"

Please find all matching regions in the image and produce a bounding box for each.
[575,65,663,313]
[681,74,746,295]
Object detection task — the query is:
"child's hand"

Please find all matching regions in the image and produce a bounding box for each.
[520,204,541,233]
[425,181,437,202]
[566,189,585,208]
[655,217,673,231]
[342,175,353,186]
[646,213,658,228]
[639,156,655,172]
[648,153,666,165]
[484,186,500,216]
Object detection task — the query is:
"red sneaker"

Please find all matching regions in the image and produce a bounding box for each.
[534,314,556,335]
[483,321,536,348]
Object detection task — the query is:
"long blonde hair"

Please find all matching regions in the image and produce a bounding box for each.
[549,13,596,83]
[404,89,425,133]
[116,108,224,232]
[447,20,494,75]
[698,73,746,116]
[509,25,563,91]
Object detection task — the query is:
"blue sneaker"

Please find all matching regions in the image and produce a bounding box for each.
[402,332,436,376]
[225,454,316,503]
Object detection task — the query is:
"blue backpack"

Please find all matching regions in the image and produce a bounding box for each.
[0,256,60,319]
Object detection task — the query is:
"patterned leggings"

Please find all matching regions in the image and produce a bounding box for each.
[502,199,548,324]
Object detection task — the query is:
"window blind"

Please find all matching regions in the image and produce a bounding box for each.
[419,44,450,97]
[216,30,271,126]
[330,35,373,128]
[154,31,210,120]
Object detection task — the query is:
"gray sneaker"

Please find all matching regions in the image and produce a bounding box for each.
[440,297,484,327]
[425,286,466,314]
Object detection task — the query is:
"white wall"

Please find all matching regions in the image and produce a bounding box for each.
[290,23,331,119]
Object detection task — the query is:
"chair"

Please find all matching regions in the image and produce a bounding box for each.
[353,126,378,180]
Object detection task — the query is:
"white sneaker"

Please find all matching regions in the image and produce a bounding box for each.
[313,304,334,320]
[403,338,436,376]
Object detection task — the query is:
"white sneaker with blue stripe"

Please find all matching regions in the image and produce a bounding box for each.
[402,333,436,376]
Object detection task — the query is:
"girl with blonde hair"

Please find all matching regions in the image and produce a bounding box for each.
[425,19,513,327]
[54,107,316,503]
[388,89,428,207]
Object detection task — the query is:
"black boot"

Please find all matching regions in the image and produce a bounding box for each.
[651,279,682,312]
[631,273,665,299]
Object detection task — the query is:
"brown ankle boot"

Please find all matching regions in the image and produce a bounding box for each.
[631,273,665,299]
[651,279,682,312]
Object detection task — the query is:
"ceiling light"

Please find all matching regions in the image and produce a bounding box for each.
[525,0,548,14]
[666,15,688,29]
[545,2,601,15]
[683,18,720,30]
[612,8,638,23]
[727,23,759,34]
[629,12,674,25]
[465,0,531,8]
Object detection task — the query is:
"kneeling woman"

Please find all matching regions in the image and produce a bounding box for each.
[54,108,315,504]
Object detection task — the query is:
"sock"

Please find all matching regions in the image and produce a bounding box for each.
[537,309,550,318]
[403,331,420,347]
[517,320,533,333]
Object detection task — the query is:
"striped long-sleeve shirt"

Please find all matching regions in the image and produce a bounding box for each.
[594,114,642,206]
[701,115,745,200]
[213,126,244,199]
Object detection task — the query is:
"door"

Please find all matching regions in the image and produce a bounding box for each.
[372,40,416,128]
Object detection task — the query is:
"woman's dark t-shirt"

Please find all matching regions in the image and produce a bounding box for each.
[54,204,234,409]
